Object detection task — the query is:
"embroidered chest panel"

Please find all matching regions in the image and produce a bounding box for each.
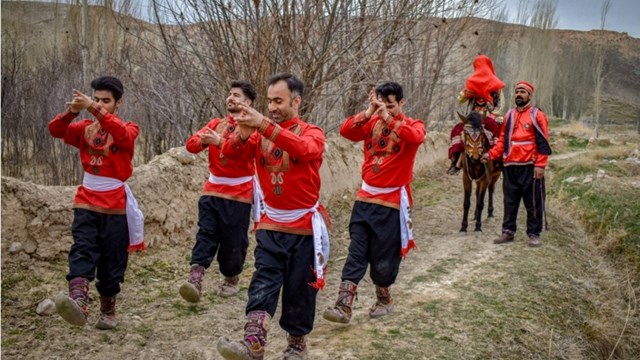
[215,118,237,139]
[258,123,302,173]
[83,121,115,157]
[215,119,237,167]
[365,120,402,157]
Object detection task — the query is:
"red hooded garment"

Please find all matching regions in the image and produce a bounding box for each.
[463,55,505,104]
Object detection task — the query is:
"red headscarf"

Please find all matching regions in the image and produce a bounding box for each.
[463,55,505,104]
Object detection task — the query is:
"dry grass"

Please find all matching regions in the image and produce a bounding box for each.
[2,148,640,359]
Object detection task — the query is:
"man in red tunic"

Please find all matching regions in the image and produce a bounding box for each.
[49,76,142,330]
[447,55,504,175]
[216,73,330,360]
[179,80,257,303]
[323,82,426,324]
[483,81,551,247]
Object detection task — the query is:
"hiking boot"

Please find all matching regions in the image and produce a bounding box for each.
[493,231,515,244]
[369,286,394,319]
[282,335,308,360]
[323,280,357,324]
[217,310,270,360]
[218,275,240,297]
[528,235,542,248]
[95,295,117,330]
[179,264,205,303]
[447,153,461,175]
[55,277,89,326]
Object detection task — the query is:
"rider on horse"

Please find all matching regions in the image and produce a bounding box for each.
[447,54,505,175]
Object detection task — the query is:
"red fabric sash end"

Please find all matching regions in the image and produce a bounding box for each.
[309,277,325,290]
[309,266,326,290]
[128,242,146,253]
[401,239,416,258]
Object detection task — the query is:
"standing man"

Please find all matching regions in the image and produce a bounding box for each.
[448,54,504,175]
[49,76,144,330]
[179,80,258,303]
[323,82,426,324]
[216,73,330,360]
[483,81,551,247]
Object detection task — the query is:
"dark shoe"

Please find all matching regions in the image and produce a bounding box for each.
[95,295,117,330]
[55,277,89,326]
[218,275,240,297]
[217,310,270,360]
[493,232,515,244]
[447,153,461,175]
[282,335,308,359]
[528,235,542,248]
[323,280,357,324]
[369,286,394,319]
[180,264,205,303]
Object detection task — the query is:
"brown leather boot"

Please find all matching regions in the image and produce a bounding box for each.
[282,335,308,359]
[322,280,357,324]
[528,235,542,247]
[218,275,240,297]
[179,264,205,303]
[95,295,117,330]
[493,231,515,244]
[55,277,89,326]
[369,286,394,318]
[217,310,270,360]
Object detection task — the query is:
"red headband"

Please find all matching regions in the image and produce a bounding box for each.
[515,81,534,94]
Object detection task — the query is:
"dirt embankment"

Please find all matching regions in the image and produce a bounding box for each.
[0,132,449,262]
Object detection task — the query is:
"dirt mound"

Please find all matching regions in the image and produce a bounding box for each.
[0,132,449,262]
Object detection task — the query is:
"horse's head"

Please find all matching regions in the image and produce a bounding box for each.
[458,111,488,161]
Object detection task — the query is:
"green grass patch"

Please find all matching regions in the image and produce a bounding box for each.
[550,151,640,274]
[171,302,207,316]
[566,135,589,149]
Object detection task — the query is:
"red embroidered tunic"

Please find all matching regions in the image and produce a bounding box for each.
[48,106,139,214]
[221,116,326,235]
[488,103,549,168]
[340,112,426,209]
[185,116,254,203]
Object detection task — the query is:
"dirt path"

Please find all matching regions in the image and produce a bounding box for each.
[2,163,521,360]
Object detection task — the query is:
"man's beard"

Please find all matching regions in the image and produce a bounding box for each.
[515,97,529,107]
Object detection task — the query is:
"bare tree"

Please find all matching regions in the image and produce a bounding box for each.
[594,0,611,139]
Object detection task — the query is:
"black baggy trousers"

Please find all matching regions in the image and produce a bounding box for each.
[245,229,318,337]
[502,165,544,237]
[67,208,129,297]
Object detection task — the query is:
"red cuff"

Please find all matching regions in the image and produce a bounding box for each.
[61,110,79,123]
[88,102,107,120]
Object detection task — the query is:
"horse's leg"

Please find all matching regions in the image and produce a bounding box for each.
[488,169,502,218]
[474,181,487,232]
[461,175,471,232]
[487,178,495,218]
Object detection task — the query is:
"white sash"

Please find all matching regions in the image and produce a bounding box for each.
[82,172,144,249]
[208,173,253,186]
[253,183,329,288]
[361,181,415,256]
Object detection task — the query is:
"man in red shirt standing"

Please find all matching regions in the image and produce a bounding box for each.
[216,73,330,360]
[323,82,426,324]
[49,76,143,330]
[483,81,551,247]
[179,81,257,303]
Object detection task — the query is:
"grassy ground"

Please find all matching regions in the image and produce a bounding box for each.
[2,124,639,359]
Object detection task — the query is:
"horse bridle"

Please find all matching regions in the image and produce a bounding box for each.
[463,126,492,183]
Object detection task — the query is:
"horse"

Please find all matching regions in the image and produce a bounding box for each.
[458,111,503,232]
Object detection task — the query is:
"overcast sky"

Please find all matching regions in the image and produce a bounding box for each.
[502,0,639,37]
[7,0,639,38]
